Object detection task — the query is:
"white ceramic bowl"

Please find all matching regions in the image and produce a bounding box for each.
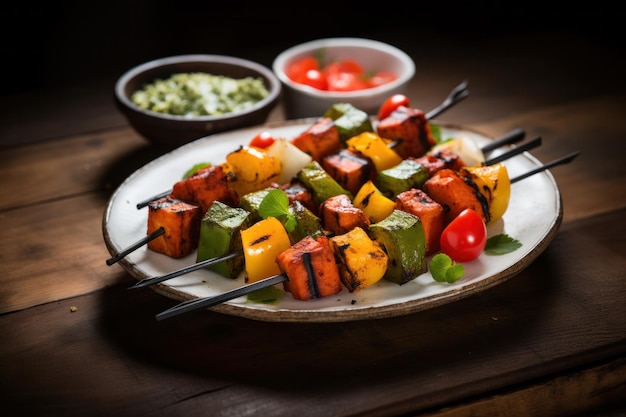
[272,37,415,119]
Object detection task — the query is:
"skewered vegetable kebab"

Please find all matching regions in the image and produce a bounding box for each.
[112,85,475,265]
[139,100,529,261]
[110,85,529,271]
[129,126,534,291]
[152,147,579,322]
[118,121,531,268]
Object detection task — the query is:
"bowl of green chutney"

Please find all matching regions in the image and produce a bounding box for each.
[115,54,282,147]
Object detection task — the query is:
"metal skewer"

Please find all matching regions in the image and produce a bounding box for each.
[106,227,165,266]
[425,80,470,120]
[128,250,243,290]
[510,151,580,184]
[484,136,542,166]
[155,274,288,321]
[480,127,525,153]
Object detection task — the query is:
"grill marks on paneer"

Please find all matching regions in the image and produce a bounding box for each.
[377,106,437,159]
[276,235,342,300]
[170,165,237,213]
[147,197,203,258]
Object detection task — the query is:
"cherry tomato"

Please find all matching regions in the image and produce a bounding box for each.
[299,68,328,90]
[327,72,369,91]
[377,94,411,121]
[286,57,319,83]
[322,59,365,77]
[249,131,276,148]
[368,71,398,88]
[439,208,487,262]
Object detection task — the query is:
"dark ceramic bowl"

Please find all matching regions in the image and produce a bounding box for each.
[115,54,281,146]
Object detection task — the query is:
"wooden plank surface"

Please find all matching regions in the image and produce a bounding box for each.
[1,208,624,416]
[1,18,626,417]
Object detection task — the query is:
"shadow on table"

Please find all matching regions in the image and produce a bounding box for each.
[96,245,561,392]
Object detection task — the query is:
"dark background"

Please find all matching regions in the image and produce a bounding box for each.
[3,1,623,97]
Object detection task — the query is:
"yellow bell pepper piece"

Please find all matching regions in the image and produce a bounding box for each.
[353,180,395,223]
[330,227,388,292]
[462,163,511,224]
[346,132,402,172]
[222,145,281,198]
[240,216,291,283]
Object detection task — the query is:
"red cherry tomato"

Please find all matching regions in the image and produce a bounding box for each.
[377,94,411,120]
[368,71,398,88]
[299,68,328,90]
[322,59,365,77]
[326,71,369,91]
[439,208,487,262]
[286,57,319,83]
[249,131,276,148]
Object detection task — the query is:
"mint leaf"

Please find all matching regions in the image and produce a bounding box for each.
[182,162,211,179]
[430,253,464,283]
[258,189,297,232]
[485,234,522,255]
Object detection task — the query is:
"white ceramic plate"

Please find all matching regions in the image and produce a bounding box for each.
[103,120,562,322]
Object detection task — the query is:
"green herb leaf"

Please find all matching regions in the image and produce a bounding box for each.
[246,285,283,304]
[430,253,465,283]
[182,162,211,179]
[485,234,522,255]
[258,189,297,232]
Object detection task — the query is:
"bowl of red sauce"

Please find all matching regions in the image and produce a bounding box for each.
[272,37,415,119]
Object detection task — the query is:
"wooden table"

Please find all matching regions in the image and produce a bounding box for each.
[1,25,625,417]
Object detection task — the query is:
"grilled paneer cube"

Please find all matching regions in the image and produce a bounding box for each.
[276,235,343,301]
[170,165,237,213]
[147,197,202,258]
[290,117,342,162]
[376,106,437,159]
[368,209,427,285]
[415,149,465,176]
[395,189,444,255]
[196,201,251,279]
[322,149,374,196]
[330,227,388,292]
[320,194,370,235]
[279,180,318,215]
[423,168,490,225]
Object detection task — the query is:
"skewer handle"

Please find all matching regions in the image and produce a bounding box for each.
[155,274,288,321]
[511,151,581,184]
[426,80,469,120]
[484,136,542,166]
[136,190,171,209]
[480,128,526,153]
[106,227,165,266]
